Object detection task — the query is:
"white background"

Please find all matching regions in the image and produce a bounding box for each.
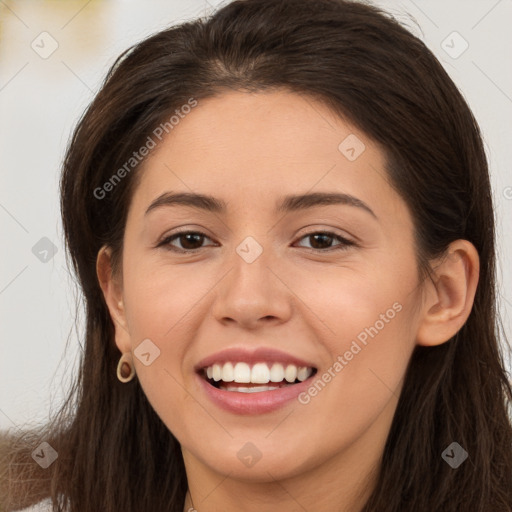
[1,0,511,431]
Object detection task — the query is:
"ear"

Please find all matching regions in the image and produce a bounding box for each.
[415,239,480,347]
[96,245,132,353]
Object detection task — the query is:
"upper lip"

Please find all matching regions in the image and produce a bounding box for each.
[194,346,318,372]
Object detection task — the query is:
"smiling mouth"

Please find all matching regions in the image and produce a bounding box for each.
[199,362,318,393]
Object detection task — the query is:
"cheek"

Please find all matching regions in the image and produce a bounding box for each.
[294,260,417,421]
[292,257,413,354]
[119,257,207,411]
[122,254,210,340]
[290,298,415,474]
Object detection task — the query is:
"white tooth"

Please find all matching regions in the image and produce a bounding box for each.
[211,361,310,384]
[222,384,285,392]
[242,386,260,393]
[284,364,298,383]
[233,362,251,383]
[236,387,253,393]
[251,363,270,383]
[222,362,234,382]
[239,386,270,393]
[246,385,270,393]
[269,363,285,382]
[212,364,222,381]
[297,366,310,382]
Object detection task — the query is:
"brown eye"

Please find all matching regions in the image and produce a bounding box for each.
[158,231,214,253]
[295,232,355,252]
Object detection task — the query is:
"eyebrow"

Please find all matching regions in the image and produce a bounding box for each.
[144,191,377,219]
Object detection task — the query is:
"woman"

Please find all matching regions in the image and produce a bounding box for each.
[2,0,511,510]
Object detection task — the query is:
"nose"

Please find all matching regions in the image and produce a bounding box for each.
[211,245,293,330]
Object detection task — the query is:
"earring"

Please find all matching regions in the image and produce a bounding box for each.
[116,352,136,383]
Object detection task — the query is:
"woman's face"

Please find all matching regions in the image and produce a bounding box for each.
[109,90,426,484]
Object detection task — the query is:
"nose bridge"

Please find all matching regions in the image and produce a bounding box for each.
[211,233,292,327]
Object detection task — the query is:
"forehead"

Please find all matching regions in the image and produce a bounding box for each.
[130,90,401,221]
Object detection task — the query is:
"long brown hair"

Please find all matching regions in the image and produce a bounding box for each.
[1,0,511,510]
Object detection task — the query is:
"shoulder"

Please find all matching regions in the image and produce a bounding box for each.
[14,499,53,512]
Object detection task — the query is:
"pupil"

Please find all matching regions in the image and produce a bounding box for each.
[181,233,203,249]
[310,234,332,249]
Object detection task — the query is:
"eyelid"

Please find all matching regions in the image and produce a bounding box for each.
[294,225,355,243]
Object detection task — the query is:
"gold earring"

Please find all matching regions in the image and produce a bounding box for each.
[116,352,135,383]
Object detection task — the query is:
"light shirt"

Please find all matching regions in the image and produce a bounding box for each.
[14,499,52,512]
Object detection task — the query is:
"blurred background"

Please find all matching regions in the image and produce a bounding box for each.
[1,0,511,431]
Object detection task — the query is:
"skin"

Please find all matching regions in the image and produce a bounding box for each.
[97,89,479,512]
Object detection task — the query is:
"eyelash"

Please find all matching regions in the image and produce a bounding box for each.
[156,230,356,254]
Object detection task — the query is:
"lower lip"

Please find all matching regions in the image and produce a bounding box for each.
[196,372,315,415]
